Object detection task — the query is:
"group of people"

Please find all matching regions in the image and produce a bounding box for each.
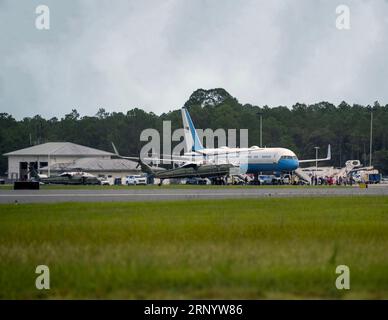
[310,175,354,186]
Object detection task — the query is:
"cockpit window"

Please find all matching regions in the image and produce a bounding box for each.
[280,156,298,160]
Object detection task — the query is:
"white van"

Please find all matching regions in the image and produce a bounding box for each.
[126,175,147,185]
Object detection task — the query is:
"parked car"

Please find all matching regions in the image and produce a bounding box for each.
[98,177,111,186]
[381,177,388,184]
[126,175,147,185]
[258,175,273,185]
[282,174,291,185]
[271,176,284,185]
[368,173,382,184]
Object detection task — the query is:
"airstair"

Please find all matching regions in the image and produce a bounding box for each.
[294,168,311,184]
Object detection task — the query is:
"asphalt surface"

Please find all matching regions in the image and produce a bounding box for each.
[0,185,388,204]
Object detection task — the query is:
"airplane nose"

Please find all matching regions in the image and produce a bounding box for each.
[279,159,299,171]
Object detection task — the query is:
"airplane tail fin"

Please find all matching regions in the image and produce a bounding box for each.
[181,107,203,152]
[137,159,155,176]
[111,142,155,176]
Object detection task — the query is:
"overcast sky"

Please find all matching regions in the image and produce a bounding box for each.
[1,0,388,119]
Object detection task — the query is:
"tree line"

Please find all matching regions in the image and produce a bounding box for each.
[1,89,388,175]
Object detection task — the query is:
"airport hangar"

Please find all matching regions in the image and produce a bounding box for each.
[3,142,150,181]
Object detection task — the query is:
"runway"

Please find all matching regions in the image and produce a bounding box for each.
[1,185,388,204]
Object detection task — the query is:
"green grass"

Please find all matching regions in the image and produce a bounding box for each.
[0,197,388,299]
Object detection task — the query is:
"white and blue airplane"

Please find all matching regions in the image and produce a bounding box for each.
[173,107,331,174]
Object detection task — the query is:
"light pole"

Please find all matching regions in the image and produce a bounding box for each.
[257,111,263,147]
[48,153,51,178]
[369,110,373,167]
[314,146,320,181]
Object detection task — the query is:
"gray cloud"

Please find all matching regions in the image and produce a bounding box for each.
[1,0,388,119]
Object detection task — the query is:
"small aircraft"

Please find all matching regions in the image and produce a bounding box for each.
[29,166,100,185]
[112,106,331,184]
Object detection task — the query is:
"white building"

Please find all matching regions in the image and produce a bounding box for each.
[4,142,114,180]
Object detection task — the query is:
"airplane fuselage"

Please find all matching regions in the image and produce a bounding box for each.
[181,146,299,173]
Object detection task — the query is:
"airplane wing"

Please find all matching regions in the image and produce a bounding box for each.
[298,145,331,163]
[111,142,200,164]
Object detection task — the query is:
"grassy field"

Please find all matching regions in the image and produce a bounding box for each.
[0,197,388,299]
